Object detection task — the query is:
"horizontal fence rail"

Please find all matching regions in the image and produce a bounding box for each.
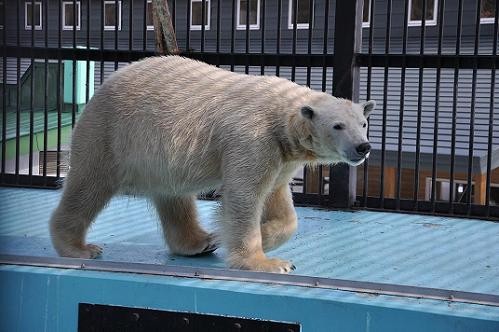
[1,0,498,219]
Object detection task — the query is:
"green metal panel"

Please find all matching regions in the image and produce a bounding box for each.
[63,60,94,104]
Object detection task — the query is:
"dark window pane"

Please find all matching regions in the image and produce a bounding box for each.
[65,4,74,26]
[363,0,370,23]
[191,1,208,26]
[147,1,154,26]
[481,0,495,18]
[291,0,311,24]
[26,3,41,27]
[105,3,116,27]
[240,0,258,25]
[491,186,499,205]
[0,3,4,27]
[410,0,435,21]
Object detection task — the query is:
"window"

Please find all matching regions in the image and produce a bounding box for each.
[491,185,499,205]
[146,0,154,30]
[481,0,496,24]
[104,1,122,31]
[237,0,260,30]
[408,0,438,26]
[25,1,42,30]
[190,0,210,30]
[0,2,4,29]
[362,0,371,28]
[62,1,81,30]
[425,178,475,203]
[288,0,313,29]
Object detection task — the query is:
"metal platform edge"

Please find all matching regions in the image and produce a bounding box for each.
[1,254,498,307]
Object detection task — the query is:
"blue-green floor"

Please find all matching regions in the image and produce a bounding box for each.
[1,187,499,332]
[1,187,498,295]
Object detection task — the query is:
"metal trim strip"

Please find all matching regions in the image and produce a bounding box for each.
[1,254,498,307]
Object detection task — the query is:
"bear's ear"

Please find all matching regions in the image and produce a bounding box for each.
[362,100,376,118]
[300,106,315,120]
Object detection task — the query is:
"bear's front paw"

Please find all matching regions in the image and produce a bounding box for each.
[229,255,296,274]
[55,243,103,259]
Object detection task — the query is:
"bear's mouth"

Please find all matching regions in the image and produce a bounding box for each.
[344,152,370,166]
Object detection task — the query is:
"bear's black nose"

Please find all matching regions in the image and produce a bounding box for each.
[356,142,371,156]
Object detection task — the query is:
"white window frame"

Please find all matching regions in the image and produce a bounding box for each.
[362,0,371,28]
[288,0,313,29]
[190,0,210,31]
[104,0,122,31]
[25,1,43,30]
[424,178,475,201]
[480,0,496,24]
[236,0,260,30]
[62,1,81,31]
[408,0,438,27]
[146,0,154,30]
[0,2,4,29]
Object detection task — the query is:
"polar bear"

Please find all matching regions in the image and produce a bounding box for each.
[50,56,375,273]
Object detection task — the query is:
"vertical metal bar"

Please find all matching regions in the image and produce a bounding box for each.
[186,0,191,52]
[396,0,410,210]
[413,0,428,208]
[245,0,250,74]
[363,0,376,207]
[201,0,206,53]
[72,0,77,127]
[275,0,281,76]
[15,0,20,179]
[143,0,148,50]
[129,0,133,55]
[114,0,119,70]
[362,0,374,205]
[466,0,482,213]
[330,0,363,208]
[1,0,6,180]
[449,0,463,211]
[172,0,176,30]
[379,0,392,207]
[260,0,266,75]
[100,0,104,85]
[306,0,313,87]
[43,0,49,181]
[291,0,297,81]
[230,0,235,71]
[485,0,499,216]
[302,167,308,193]
[29,0,35,180]
[86,0,91,103]
[216,0,221,63]
[430,0,445,211]
[321,0,329,93]
[56,0,62,178]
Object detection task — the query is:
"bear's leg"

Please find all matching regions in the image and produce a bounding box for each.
[50,169,114,259]
[153,195,217,256]
[221,182,295,273]
[261,184,298,252]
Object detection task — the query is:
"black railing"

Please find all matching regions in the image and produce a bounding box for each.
[1,0,498,219]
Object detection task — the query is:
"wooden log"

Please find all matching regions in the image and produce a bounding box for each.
[152,0,179,55]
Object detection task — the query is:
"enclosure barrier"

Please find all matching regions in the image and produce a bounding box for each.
[1,0,498,219]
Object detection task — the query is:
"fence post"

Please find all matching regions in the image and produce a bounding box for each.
[330,0,364,208]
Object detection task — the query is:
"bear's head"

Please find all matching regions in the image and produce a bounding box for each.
[297,97,375,166]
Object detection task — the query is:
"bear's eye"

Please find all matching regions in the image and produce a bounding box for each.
[362,123,367,128]
[334,124,345,130]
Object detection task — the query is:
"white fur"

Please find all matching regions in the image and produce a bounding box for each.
[50,56,374,273]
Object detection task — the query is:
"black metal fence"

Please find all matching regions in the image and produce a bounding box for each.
[1,0,498,219]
